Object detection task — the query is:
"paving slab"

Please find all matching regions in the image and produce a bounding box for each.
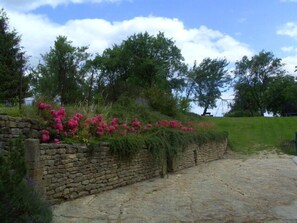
[52,152,297,223]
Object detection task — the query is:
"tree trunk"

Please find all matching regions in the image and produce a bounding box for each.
[87,70,94,106]
[202,105,209,116]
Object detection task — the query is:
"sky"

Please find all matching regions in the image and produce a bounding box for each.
[1,0,297,115]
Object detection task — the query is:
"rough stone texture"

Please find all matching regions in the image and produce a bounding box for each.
[52,152,297,223]
[24,139,227,204]
[0,115,40,151]
[169,140,228,172]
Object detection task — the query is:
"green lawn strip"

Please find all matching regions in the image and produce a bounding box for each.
[206,117,297,154]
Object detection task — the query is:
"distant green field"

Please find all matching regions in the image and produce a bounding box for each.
[206,117,297,154]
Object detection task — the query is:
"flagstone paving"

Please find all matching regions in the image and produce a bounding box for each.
[52,152,297,223]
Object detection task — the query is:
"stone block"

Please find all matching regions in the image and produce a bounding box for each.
[24,139,40,166]
[9,121,17,128]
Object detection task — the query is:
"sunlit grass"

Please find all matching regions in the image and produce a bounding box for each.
[207,116,297,154]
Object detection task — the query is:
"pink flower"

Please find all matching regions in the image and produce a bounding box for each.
[54,138,60,143]
[170,120,181,128]
[128,127,135,132]
[68,119,78,129]
[75,113,84,120]
[101,122,107,128]
[41,129,49,135]
[132,120,141,127]
[122,123,128,129]
[41,133,50,142]
[157,120,170,127]
[143,124,153,130]
[55,122,63,131]
[38,102,52,110]
[110,118,118,125]
[97,127,104,136]
[181,127,188,132]
[107,125,116,133]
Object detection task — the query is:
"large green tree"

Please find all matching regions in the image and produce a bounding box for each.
[92,32,186,103]
[264,75,297,116]
[32,36,90,104]
[0,9,28,104]
[232,51,285,116]
[186,58,231,116]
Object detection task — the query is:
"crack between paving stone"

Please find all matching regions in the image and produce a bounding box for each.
[176,178,196,221]
[116,187,139,223]
[211,172,247,197]
[54,213,104,220]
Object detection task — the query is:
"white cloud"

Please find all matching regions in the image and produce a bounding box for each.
[0,0,123,12]
[282,55,297,74]
[4,10,253,68]
[281,46,296,52]
[277,22,297,39]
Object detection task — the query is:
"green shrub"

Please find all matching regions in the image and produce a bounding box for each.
[145,86,178,117]
[0,138,52,223]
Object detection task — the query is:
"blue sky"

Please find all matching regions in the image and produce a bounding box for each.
[1,0,297,115]
[32,0,297,52]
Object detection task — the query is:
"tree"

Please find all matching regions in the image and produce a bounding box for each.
[92,32,186,103]
[232,51,285,116]
[32,36,90,104]
[0,9,28,105]
[264,75,297,116]
[186,58,231,116]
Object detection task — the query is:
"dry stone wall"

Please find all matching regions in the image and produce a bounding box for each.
[25,138,227,204]
[25,140,162,204]
[0,115,40,151]
[169,140,228,172]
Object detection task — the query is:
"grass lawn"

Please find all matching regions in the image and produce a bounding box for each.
[206,116,297,154]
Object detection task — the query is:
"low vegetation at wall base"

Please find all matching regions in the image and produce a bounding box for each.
[0,138,52,223]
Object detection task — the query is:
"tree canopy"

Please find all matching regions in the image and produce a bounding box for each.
[3,10,296,118]
[264,75,297,116]
[32,36,90,104]
[230,51,285,116]
[186,58,230,116]
[91,32,186,103]
[0,9,28,104]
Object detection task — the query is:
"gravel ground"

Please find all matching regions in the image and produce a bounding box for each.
[52,151,297,223]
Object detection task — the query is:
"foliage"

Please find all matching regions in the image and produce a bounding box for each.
[264,75,297,116]
[0,9,29,104]
[91,32,186,103]
[35,101,226,161]
[231,51,285,116]
[186,58,231,116]
[31,36,90,105]
[0,138,52,223]
[145,85,178,116]
[208,116,297,155]
[99,126,227,163]
[37,101,196,143]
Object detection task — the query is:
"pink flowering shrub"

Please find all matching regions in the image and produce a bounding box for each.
[37,102,195,143]
[38,102,52,110]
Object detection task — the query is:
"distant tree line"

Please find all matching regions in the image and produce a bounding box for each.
[1,8,297,117]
